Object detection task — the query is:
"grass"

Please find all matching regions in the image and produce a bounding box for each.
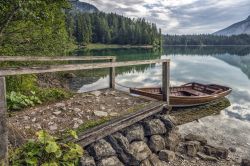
[83,43,153,50]
[76,117,112,133]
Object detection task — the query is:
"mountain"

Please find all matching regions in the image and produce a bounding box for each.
[214,16,250,36]
[69,0,99,13]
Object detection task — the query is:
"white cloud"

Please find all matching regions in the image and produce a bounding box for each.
[82,0,250,34]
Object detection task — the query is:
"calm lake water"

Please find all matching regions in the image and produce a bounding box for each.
[74,46,250,160]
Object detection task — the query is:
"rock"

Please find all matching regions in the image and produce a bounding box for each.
[73,123,79,129]
[158,115,176,131]
[184,141,201,157]
[159,150,176,162]
[184,133,207,146]
[110,112,119,117]
[64,73,76,78]
[55,103,66,108]
[94,111,108,117]
[165,130,181,152]
[229,147,236,153]
[49,124,58,131]
[73,108,81,112]
[148,135,165,153]
[100,105,105,110]
[88,139,116,160]
[31,118,36,122]
[130,141,152,161]
[53,111,62,115]
[80,155,96,166]
[106,133,139,165]
[148,153,164,166]
[241,159,250,166]
[91,91,101,97]
[203,145,229,159]
[97,156,124,166]
[143,119,167,136]
[140,159,152,166]
[197,152,218,162]
[124,124,145,142]
[23,116,29,121]
[112,133,130,151]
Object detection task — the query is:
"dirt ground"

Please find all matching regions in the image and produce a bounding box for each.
[8,89,150,145]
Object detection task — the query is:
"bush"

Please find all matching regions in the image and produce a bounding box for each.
[6,88,72,111]
[7,91,42,111]
[10,130,83,166]
[37,88,72,103]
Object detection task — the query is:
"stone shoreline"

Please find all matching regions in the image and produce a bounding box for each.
[80,114,243,166]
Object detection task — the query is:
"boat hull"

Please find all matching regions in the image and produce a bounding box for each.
[130,83,232,107]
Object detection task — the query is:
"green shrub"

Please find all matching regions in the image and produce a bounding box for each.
[37,88,72,102]
[7,91,42,111]
[10,130,83,166]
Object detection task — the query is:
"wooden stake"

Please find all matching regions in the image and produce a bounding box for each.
[162,61,170,105]
[0,77,8,165]
[109,57,116,89]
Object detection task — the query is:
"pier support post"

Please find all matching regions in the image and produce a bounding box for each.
[109,57,116,89]
[0,77,8,165]
[162,61,170,105]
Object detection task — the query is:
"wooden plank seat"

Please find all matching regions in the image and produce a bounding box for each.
[181,89,208,96]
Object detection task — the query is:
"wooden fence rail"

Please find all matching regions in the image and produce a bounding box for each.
[0,56,170,165]
[0,56,115,61]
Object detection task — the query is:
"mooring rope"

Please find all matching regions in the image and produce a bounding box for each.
[115,82,135,89]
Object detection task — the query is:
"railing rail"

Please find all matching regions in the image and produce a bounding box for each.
[0,56,115,61]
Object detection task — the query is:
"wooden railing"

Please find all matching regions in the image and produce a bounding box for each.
[0,56,170,164]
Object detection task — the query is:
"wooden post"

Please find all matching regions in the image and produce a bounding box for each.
[109,57,116,89]
[162,61,170,105]
[0,77,8,165]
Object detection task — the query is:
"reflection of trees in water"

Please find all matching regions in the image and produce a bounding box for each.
[163,46,250,56]
[215,55,250,79]
[73,48,161,78]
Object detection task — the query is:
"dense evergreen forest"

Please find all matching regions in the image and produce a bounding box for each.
[66,12,162,46]
[0,1,161,56]
[164,34,250,45]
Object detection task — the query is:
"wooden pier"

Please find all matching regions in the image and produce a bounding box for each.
[0,56,170,164]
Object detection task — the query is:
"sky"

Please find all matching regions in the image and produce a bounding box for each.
[82,0,250,35]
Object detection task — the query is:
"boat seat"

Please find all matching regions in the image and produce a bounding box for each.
[182,89,208,96]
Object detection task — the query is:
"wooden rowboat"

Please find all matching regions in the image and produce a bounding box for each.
[130,82,232,107]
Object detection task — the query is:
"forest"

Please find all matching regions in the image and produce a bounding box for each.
[0,1,162,57]
[66,12,162,46]
[164,34,250,45]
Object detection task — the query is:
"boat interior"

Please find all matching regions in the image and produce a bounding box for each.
[134,82,231,97]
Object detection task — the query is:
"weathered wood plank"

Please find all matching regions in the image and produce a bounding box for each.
[109,57,116,89]
[162,61,170,104]
[0,77,8,165]
[65,102,165,147]
[0,56,114,61]
[0,59,170,76]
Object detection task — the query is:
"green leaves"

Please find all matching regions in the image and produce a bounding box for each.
[7,91,42,111]
[10,130,84,165]
[45,141,60,153]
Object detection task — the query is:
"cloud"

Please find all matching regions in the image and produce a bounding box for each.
[82,0,250,34]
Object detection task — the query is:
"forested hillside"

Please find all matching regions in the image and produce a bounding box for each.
[164,34,250,45]
[0,1,162,56]
[66,12,162,46]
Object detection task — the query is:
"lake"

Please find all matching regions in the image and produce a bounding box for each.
[73,46,250,160]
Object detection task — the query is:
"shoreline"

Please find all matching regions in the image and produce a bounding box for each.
[78,43,155,50]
